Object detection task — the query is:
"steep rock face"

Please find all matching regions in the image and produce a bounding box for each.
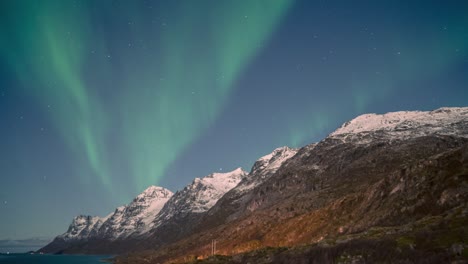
[118,107,468,263]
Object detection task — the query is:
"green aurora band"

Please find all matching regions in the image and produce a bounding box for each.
[0,0,292,197]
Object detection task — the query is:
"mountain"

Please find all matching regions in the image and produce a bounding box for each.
[199,146,298,227]
[143,168,248,248]
[330,107,468,140]
[241,146,299,192]
[153,168,247,226]
[116,107,468,264]
[40,169,247,254]
[59,215,107,242]
[96,186,173,240]
[40,186,173,253]
[42,107,468,263]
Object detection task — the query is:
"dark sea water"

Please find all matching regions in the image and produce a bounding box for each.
[0,254,113,264]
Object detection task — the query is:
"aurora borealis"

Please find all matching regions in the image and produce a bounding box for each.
[1,0,467,240]
[0,0,291,194]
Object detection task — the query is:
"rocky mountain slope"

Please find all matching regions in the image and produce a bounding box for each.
[115,107,468,264]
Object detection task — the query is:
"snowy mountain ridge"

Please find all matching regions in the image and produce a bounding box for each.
[96,186,173,240]
[153,168,247,227]
[57,186,173,242]
[202,146,299,223]
[42,106,468,254]
[234,146,298,193]
[58,215,106,242]
[50,168,248,244]
[331,107,467,137]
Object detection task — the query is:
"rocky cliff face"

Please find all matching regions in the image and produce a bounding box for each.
[116,107,468,264]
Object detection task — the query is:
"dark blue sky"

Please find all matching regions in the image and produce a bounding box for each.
[0,0,467,239]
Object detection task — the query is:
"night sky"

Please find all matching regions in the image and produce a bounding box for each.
[0,0,467,240]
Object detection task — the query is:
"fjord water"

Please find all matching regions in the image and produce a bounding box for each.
[0,254,112,264]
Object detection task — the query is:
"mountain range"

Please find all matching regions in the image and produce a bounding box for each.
[41,107,468,263]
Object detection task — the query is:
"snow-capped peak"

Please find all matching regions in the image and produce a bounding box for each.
[153,168,247,227]
[330,107,468,139]
[58,215,105,241]
[134,185,172,202]
[231,146,298,194]
[57,186,174,241]
[251,146,298,176]
[198,167,246,192]
[96,186,173,239]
